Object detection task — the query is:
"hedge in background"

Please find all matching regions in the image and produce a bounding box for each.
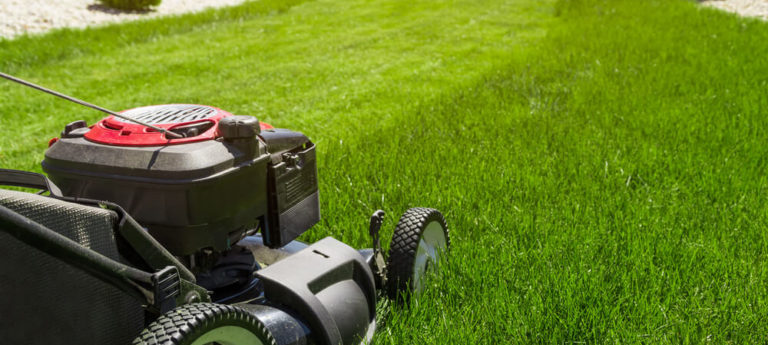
[99,0,161,11]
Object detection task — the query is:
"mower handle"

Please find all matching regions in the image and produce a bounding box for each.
[0,169,62,196]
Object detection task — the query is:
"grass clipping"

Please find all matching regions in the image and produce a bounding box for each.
[99,0,161,11]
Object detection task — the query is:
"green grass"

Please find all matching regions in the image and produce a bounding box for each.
[2,0,768,343]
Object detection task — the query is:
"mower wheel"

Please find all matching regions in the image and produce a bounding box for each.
[385,207,450,300]
[132,303,276,345]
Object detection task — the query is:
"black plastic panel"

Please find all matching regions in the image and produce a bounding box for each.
[257,237,376,345]
[265,143,320,248]
[43,136,270,255]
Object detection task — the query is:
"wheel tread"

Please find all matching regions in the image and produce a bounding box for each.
[132,303,277,345]
[385,207,450,300]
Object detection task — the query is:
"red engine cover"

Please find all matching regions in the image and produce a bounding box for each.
[84,104,273,146]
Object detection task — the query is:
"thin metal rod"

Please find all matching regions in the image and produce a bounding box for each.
[0,72,182,138]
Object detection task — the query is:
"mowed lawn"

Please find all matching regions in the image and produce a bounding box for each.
[2,0,768,343]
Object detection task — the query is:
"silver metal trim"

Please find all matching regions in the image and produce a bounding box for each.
[114,104,218,125]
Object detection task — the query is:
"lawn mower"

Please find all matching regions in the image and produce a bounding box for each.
[0,73,450,345]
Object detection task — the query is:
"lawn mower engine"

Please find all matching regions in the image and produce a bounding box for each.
[42,104,319,293]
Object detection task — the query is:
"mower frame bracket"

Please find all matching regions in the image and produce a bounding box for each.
[150,266,180,314]
[368,210,388,288]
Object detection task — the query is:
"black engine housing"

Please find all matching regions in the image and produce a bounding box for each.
[43,115,319,256]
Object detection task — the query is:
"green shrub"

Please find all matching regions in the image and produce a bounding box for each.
[98,0,162,11]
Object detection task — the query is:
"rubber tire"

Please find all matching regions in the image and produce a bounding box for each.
[132,303,276,345]
[385,207,450,301]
